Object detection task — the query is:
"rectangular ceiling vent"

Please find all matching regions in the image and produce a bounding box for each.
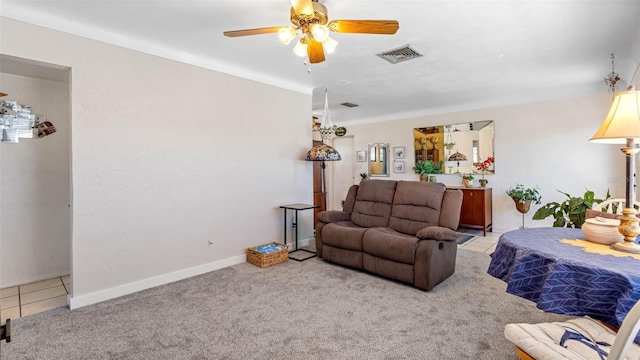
[376,45,423,64]
[341,102,359,108]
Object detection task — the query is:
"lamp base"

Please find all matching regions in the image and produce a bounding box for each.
[611,241,640,254]
[610,207,640,254]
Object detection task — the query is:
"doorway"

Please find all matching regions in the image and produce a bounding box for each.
[0,55,72,322]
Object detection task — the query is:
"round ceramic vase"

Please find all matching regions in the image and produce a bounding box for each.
[582,217,624,245]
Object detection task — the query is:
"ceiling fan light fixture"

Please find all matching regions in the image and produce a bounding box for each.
[323,37,339,54]
[311,24,330,42]
[293,38,308,57]
[223,1,399,65]
[278,26,297,45]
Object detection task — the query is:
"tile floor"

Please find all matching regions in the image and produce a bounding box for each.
[457,228,502,254]
[0,275,70,323]
[0,231,500,324]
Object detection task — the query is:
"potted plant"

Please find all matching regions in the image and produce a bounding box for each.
[360,172,368,180]
[532,189,610,228]
[461,174,474,188]
[475,156,494,188]
[506,184,542,214]
[412,160,443,182]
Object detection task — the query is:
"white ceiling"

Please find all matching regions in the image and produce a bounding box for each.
[2,0,640,125]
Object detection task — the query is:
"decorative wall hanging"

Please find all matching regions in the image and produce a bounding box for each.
[1,98,55,143]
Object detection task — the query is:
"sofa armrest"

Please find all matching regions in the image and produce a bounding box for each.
[416,226,459,242]
[317,210,351,223]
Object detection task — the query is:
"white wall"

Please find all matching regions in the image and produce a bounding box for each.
[1,18,313,308]
[0,73,71,287]
[345,93,627,233]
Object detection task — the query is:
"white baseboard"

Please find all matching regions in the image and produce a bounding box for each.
[68,254,246,309]
[293,236,314,249]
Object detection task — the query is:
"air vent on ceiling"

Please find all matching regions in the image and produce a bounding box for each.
[341,102,359,108]
[376,45,423,64]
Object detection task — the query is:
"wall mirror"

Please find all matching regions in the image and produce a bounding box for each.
[368,142,389,177]
[413,121,494,175]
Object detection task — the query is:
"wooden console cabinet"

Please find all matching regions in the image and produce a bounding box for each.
[448,187,492,236]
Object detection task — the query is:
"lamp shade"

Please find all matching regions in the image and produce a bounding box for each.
[590,90,640,144]
[305,144,341,161]
[448,151,467,161]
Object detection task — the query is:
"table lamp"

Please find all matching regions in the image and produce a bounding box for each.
[590,87,640,253]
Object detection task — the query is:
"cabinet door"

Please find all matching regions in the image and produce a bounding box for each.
[459,189,484,226]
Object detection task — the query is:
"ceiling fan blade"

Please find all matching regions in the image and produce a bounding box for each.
[307,39,326,64]
[291,0,314,15]
[328,20,399,34]
[223,26,283,37]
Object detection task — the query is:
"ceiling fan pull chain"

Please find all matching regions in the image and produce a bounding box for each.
[304,58,311,73]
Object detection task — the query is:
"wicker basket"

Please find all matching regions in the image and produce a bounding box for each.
[246,242,289,268]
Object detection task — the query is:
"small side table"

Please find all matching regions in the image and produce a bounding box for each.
[280,203,319,261]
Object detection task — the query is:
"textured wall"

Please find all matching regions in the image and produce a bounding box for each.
[1,18,313,307]
[344,93,626,233]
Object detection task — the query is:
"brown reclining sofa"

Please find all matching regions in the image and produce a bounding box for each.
[315,179,463,291]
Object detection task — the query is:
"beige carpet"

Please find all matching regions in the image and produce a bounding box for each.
[1,249,569,359]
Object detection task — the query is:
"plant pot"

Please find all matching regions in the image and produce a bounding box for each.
[479,179,488,188]
[420,174,429,182]
[429,175,437,183]
[462,179,474,188]
[513,198,532,214]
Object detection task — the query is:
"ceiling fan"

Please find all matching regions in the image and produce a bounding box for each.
[223,0,399,64]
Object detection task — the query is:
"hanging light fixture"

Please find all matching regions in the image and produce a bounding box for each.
[604,53,621,95]
[306,85,341,208]
[316,86,336,142]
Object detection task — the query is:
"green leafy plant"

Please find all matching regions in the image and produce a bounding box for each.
[412,160,443,175]
[532,188,610,228]
[462,174,474,180]
[507,184,542,204]
[360,172,368,180]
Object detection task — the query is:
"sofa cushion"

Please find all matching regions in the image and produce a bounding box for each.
[362,227,418,265]
[323,244,363,269]
[389,181,445,235]
[351,180,397,228]
[363,253,414,285]
[322,221,368,251]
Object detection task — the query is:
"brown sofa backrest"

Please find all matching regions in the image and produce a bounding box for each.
[351,180,397,228]
[389,181,446,235]
[342,184,359,213]
[439,189,463,230]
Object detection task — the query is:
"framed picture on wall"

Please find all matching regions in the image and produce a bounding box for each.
[393,146,405,159]
[356,150,366,162]
[393,161,405,173]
